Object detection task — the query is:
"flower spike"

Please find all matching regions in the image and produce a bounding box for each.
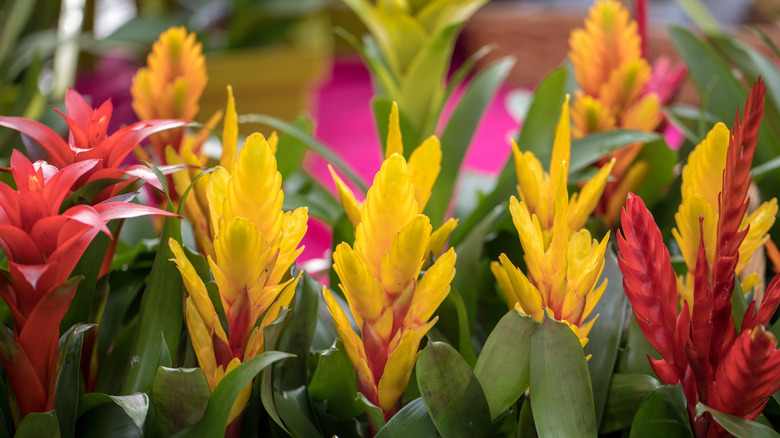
[325,153,456,423]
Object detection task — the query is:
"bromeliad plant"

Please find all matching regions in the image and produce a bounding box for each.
[5,0,780,436]
[170,131,307,429]
[492,97,612,348]
[619,80,780,436]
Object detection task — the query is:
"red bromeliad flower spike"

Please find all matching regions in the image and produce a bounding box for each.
[0,150,178,420]
[0,89,186,199]
[619,79,780,437]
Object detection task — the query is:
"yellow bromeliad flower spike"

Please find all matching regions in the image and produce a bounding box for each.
[132,26,208,162]
[324,152,457,422]
[673,122,777,309]
[568,0,662,224]
[169,133,307,423]
[512,95,615,245]
[166,86,278,260]
[493,97,611,350]
[329,102,458,262]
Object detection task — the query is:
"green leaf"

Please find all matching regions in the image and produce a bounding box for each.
[426,56,514,225]
[517,399,535,438]
[473,310,538,420]
[583,249,629,429]
[569,130,662,175]
[278,270,320,390]
[372,97,420,158]
[59,222,116,332]
[631,139,679,208]
[122,215,183,394]
[334,28,401,100]
[451,67,568,246]
[239,114,367,192]
[14,411,60,438]
[399,24,459,138]
[600,374,662,434]
[77,393,148,431]
[276,116,312,179]
[308,342,362,419]
[358,393,386,431]
[150,367,210,436]
[55,324,94,438]
[617,315,661,376]
[75,398,142,438]
[675,0,720,33]
[629,385,692,438]
[417,341,492,437]
[0,0,37,61]
[444,286,477,367]
[530,316,597,438]
[272,388,323,438]
[669,26,780,168]
[260,309,294,434]
[697,403,780,438]
[172,352,293,438]
[375,398,439,438]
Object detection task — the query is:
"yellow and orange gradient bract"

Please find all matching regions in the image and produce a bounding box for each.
[169,133,307,423]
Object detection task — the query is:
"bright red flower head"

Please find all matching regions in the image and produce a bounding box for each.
[0,89,186,198]
[618,79,780,437]
[0,149,178,420]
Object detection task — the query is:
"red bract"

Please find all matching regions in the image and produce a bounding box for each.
[0,150,178,420]
[0,89,186,199]
[618,79,780,437]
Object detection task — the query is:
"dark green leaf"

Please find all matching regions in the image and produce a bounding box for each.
[417,341,492,438]
[669,26,780,169]
[75,398,141,438]
[600,374,662,434]
[308,342,362,419]
[632,140,679,208]
[55,324,94,438]
[629,385,692,438]
[260,309,294,434]
[375,398,439,438]
[172,352,293,438]
[426,56,514,225]
[275,116,312,179]
[77,393,148,431]
[272,388,323,438]
[122,216,183,394]
[278,270,320,390]
[445,287,477,367]
[517,399,536,438]
[617,315,661,376]
[530,316,597,438]
[569,131,662,175]
[358,393,386,431]
[14,411,60,438]
[150,367,210,436]
[584,249,628,429]
[473,310,538,420]
[697,403,780,438]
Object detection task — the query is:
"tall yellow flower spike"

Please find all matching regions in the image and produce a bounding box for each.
[324,153,457,422]
[568,0,662,224]
[167,86,279,259]
[513,95,615,244]
[673,122,778,309]
[494,96,613,350]
[330,101,457,263]
[169,133,307,424]
[132,26,207,161]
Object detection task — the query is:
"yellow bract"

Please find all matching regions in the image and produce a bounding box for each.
[567,0,662,225]
[325,153,456,419]
[673,123,778,309]
[131,26,207,159]
[513,96,615,243]
[493,96,611,349]
[169,131,307,424]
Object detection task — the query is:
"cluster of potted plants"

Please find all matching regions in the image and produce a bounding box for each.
[0,0,780,437]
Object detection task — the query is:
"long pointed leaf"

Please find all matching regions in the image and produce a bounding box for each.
[426,56,514,225]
